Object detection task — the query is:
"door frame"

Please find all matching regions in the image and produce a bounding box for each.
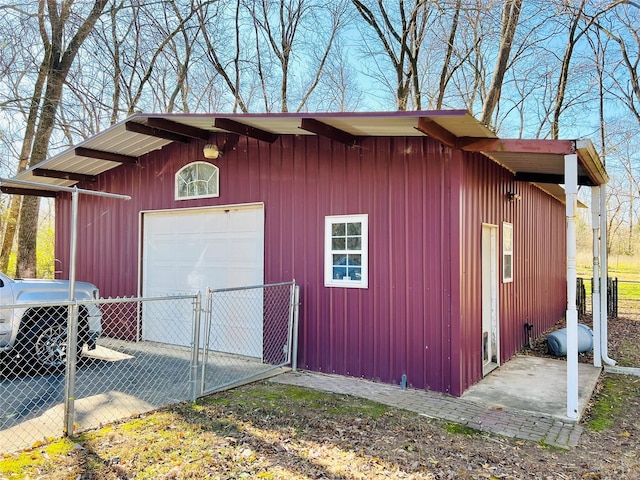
[481,223,500,376]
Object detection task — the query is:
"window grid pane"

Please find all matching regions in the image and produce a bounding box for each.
[325,215,367,288]
[332,238,346,250]
[332,223,346,236]
[176,162,219,200]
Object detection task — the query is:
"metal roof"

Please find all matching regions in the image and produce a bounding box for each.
[4,110,608,196]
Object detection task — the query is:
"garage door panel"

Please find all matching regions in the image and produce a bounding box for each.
[141,205,264,357]
[229,211,260,229]
[230,239,260,259]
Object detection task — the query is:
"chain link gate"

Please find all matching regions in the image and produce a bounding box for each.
[200,281,299,396]
[0,282,299,453]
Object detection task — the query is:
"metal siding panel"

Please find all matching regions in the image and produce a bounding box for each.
[388,137,406,384]
[55,133,564,396]
[369,138,392,383]
[446,150,464,396]
[405,138,427,389]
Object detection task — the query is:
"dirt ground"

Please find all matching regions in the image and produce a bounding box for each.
[2,315,640,479]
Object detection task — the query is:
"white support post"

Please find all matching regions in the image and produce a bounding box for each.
[565,154,579,420]
[591,187,602,368]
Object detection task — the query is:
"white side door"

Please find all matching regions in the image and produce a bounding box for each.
[481,224,500,375]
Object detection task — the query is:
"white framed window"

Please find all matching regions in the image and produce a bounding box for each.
[175,161,219,200]
[502,222,513,283]
[325,214,368,288]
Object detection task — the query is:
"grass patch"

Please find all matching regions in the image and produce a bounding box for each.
[200,383,391,419]
[443,422,479,436]
[0,438,75,476]
[578,277,640,300]
[618,281,640,300]
[588,374,640,431]
[326,399,390,419]
[617,338,640,367]
[3,383,421,479]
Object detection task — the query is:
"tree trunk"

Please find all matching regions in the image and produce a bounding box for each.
[0,49,49,274]
[0,198,21,274]
[17,71,66,277]
[480,0,522,127]
[16,196,40,278]
[436,0,461,109]
[551,0,587,140]
[15,0,108,277]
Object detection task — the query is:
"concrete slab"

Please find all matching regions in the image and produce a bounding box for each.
[84,345,134,362]
[461,355,602,422]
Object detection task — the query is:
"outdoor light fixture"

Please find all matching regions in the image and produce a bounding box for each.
[507,191,521,202]
[203,144,222,159]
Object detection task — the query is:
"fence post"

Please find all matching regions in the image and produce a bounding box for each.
[576,278,585,319]
[286,282,296,365]
[190,293,203,401]
[63,303,79,436]
[291,285,300,371]
[200,288,212,397]
[608,277,618,319]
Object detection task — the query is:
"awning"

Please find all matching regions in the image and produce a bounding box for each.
[4,110,608,198]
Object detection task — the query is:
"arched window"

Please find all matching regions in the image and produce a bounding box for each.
[175,162,219,200]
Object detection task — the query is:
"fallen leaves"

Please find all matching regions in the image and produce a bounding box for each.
[3,349,640,479]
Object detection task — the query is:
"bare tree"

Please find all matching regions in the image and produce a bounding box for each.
[165,2,198,112]
[592,1,640,124]
[0,5,48,274]
[547,1,626,139]
[0,35,40,272]
[196,0,250,113]
[351,0,432,110]
[434,0,462,109]
[313,41,364,111]
[123,2,205,114]
[14,0,109,277]
[550,0,589,139]
[246,0,347,112]
[480,0,522,126]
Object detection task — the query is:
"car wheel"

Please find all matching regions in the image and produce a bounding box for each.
[34,322,68,370]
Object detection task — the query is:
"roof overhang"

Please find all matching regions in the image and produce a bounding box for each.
[415,127,608,187]
[5,110,608,198]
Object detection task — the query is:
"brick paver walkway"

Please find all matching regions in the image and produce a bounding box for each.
[271,370,583,449]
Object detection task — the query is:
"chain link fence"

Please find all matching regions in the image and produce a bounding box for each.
[0,281,298,453]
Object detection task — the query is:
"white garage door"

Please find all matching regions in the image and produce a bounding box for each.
[141,204,264,357]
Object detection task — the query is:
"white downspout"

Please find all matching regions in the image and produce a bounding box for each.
[600,183,616,366]
[591,186,602,368]
[565,154,579,420]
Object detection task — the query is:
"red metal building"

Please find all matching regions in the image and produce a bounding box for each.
[8,111,608,396]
